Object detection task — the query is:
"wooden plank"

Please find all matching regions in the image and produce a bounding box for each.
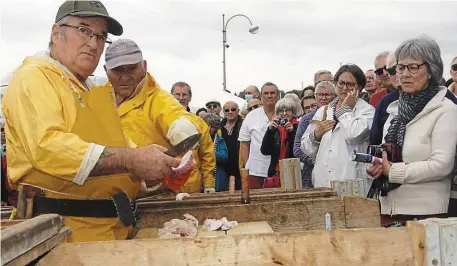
[138,198,347,232]
[1,214,62,264]
[343,196,381,228]
[137,189,336,208]
[5,226,71,266]
[418,218,457,266]
[226,221,273,236]
[406,221,426,266]
[1,219,27,229]
[39,227,415,266]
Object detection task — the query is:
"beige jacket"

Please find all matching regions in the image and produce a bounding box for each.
[380,87,457,215]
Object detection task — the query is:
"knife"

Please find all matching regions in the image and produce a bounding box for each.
[164,133,202,157]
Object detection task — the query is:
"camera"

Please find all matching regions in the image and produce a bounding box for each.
[367,143,402,197]
[275,117,288,126]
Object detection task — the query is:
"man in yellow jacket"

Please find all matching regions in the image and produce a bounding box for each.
[104,39,216,193]
[2,1,181,242]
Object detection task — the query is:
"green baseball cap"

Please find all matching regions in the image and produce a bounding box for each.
[55,0,123,36]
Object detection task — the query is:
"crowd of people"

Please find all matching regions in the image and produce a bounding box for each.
[1,0,456,243]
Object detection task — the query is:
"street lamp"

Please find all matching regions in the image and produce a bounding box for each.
[222,14,259,92]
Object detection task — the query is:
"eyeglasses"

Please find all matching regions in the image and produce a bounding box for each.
[247,104,260,112]
[386,66,396,76]
[336,81,356,90]
[278,109,291,114]
[61,24,111,44]
[206,104,219,109]
[396,63,427,74]
[303,103,317,111]
[374,66,386,76]
[315,93,334,98]
[224,107,237,113]
[451,64,457,72]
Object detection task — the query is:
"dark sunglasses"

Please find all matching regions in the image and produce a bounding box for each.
[386,66,396,76]
[206,104,219,109]
[303,103,317,110]
[374,66,386,76]
[247,104,260,112]
[451,64,457,72]
[224,108,237,113]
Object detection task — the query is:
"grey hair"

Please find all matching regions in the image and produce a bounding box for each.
[171,81,192,96]
[395,35,443,85]
[203,113,221,127]
[49,16,71,49]
[451,56,457,66]
[374,51,390,65]
[223,101,239,109]
[314,70,333,83]
[386,51,397,68]
[275,98,303,117]
[315,81,336,94]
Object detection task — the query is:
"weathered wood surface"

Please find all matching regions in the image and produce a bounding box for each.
[1,219,27,229]
[139,197,347,231]
[39,227,415,266]
[343,196,380,228]
[137,187,335,202]
[138,196,380,231]
[5,226,71,266]
[137,189,336,207]
[1,214,62,265]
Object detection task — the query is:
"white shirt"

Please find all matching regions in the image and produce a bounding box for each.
[301,99,375,194]
[238,107,271,177]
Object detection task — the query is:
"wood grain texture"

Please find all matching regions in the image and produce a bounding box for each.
[39,227,415,266]
[1,214,62,264]
[5,226,71,266]
[406,221,426,266]
[138,198,347,232]
[343,196,381,228]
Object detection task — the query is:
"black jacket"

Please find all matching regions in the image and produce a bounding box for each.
[221,116,243,184]
[260,124,298,177]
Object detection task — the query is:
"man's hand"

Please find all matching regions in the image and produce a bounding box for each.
[314,120,335,140]
[128,144,180,182]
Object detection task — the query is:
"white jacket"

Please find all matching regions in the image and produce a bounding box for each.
[380,87,457,215]
[301,99,375,193]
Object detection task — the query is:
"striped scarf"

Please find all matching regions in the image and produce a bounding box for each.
[385,85,439,151]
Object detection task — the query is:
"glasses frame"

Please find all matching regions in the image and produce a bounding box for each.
[374,66,386,76]
[386,66,396,76]
[224,107,238,113]
[336,81,356,90]
[247,104,260,112]
[396,62,427,74]
[61,24,112,44]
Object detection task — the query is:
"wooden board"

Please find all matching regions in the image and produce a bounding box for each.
[343,196,380,228]
[5,226,71,266]
[38,227,415,266]
[137,188,336,206]
[1,214,62,264]
[134,221,273,239]
[138,197,347,232]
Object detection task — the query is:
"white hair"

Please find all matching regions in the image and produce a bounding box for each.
[315,81,336,94]
[49,16,71,49]
[275,98,303,117]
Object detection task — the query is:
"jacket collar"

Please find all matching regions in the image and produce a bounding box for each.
[117,72,160,116]
[386,86,448,123]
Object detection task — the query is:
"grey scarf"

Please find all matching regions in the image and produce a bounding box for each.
[385,85,439,150]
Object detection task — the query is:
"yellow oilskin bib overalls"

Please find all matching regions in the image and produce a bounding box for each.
[19,84,141,243]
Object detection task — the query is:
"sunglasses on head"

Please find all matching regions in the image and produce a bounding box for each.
[206,104,219,109]
[224,107,237,113]
[374,66,386,76]
[451,64,457,72]
[247,104,260,112]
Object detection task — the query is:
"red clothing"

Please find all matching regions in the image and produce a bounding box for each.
[369,88,389,107]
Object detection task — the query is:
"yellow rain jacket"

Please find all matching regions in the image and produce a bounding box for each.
[2,52,140,242]
[110,73,215,193]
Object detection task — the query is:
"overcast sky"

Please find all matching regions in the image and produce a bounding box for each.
[1,0,457,97]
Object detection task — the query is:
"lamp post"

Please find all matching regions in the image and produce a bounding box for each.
[222,14,259,92]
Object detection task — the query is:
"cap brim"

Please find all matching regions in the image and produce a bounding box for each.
[70,11,123,36]
[105,55,143,70]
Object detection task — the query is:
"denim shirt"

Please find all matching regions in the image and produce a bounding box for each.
[293,108,317,188]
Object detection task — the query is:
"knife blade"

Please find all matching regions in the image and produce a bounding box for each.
[164,133,202,157]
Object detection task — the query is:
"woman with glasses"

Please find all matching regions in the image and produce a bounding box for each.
[449,56,457,95]
[301,95,317,115]
[260,98,301,188]
[366,36,457,223]
[301,64,375,193]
